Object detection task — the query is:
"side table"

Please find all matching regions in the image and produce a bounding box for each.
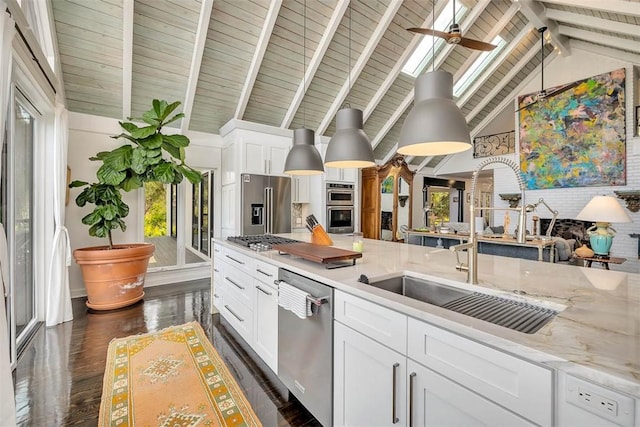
[574,255,626,270]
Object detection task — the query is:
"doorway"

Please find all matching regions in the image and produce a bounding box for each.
[1,87,40,364]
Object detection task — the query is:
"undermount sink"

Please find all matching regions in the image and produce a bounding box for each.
[367,275,472,307]
[366,275,558,334]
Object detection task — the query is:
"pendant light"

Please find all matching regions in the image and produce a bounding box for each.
[324,2,375,169]
[397,0,471,156]
[284,0,324,175]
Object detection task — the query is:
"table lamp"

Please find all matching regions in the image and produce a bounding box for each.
[576,195,632,256]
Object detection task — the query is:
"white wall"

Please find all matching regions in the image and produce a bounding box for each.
[66,113,222,296]
[435,47,640,270]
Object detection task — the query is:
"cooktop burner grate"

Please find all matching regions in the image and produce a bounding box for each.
[226,234,300,251]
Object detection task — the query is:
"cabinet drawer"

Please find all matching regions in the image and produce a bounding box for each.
[222,263,253,307]
[254,259,278,284]
[408,318,553,426]
[212,243,223,257]
[222,246,254,274]
[335,290,407,354]
[220,291,253,344]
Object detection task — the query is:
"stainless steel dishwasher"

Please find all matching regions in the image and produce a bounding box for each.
[276,268,333,427]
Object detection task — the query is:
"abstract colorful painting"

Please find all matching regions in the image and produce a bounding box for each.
[518,68,626,189]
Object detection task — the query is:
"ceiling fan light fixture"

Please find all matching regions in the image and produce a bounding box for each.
[284,128,324,175]
[325,108,375,168]
[398,70,471,156]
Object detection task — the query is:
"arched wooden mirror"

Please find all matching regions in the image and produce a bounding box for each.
[361,155,415,241]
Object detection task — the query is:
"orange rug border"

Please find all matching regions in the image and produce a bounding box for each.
[98,321,262,426]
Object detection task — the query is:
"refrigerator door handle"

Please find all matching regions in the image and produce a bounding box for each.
[264,186,270,234]
[267,186,274,234]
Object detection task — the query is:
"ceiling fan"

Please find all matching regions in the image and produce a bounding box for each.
[407,0,497,51]
[516,26,579,112]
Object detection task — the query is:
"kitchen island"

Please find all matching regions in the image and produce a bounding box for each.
[213,233,639,425]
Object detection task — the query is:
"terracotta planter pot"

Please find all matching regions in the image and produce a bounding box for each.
[73,243,155,310]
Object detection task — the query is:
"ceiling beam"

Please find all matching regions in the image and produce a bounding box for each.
[369,0,491,151]
[455,24,534,108]
[570,39,640,65]
[362,0,449,122]
[122,0,133,119]
[546,8,640,38]
[539,0,640,17]
[316,0,402,135]
[517,0,571,55]
[235,0,282,121]
[469,52,559,137]
[417,156,434,172]
[281,0,349,128]
[181,0,214,133]
[452,3,520,83]
[465,40,543,123]
[558,25,640,55]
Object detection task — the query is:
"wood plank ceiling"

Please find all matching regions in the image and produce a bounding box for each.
[50,0,640,171]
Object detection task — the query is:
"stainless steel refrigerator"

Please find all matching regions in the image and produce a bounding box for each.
[241,173,291,235]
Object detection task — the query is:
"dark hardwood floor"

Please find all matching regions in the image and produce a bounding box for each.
[13,280,321,426]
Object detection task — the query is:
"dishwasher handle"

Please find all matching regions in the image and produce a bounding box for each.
[274,279,330,306]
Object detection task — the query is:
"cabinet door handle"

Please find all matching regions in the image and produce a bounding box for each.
[224,305,244,322]
[213,293,219,298]
[392,362,400,424]
[256,285,272,296]
[225,254,244,265]
[225,277,245,290]
[256,268,273,277]
[213,268,220,273]
[409,372,416,427]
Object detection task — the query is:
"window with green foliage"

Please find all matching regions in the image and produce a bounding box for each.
[144,181,166,237]
[431,191,450,223]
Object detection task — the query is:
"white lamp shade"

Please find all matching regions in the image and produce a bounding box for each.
[284,128,324,175]
[325,108,375,168]
[398,70,472,156]
[576,195,632,223]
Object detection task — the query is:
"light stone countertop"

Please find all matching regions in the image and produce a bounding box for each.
[214,233,640,398]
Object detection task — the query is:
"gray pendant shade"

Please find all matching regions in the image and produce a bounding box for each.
[284,128,324,175]
[398,70,472,156]
[325,108,375,168]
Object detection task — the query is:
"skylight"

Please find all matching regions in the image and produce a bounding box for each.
[402,0,467,78]
[453,35,506,97]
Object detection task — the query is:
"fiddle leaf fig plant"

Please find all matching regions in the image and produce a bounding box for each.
[69,99,202,249]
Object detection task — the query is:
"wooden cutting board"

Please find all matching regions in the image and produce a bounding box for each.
[271,242,362,265]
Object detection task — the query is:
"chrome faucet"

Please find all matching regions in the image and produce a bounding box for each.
[450,158,527,285]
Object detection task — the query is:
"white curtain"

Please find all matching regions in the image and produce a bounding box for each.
[0,3,17,426]
[46,99,72,326]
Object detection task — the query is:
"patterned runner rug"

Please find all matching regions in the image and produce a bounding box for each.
[99,321,262,426]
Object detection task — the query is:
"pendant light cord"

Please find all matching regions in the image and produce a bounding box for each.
[303,0,306,128]
[348,1,351,91]
[432,0,435,72]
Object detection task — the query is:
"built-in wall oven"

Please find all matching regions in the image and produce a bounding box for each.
[326,183,354,234]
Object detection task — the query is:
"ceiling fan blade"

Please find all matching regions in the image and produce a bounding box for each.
[544,81,580,99]
[407,27,451,41]
[516,100,537,112]
[457,37,497,51]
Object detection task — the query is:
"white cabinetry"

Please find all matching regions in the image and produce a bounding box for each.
[334,290,553,427]
[407,360,535,426]
[220,184,236,238]
[292,176,310,203]
[325,166,356,183]
[242,141,288,176]
[253,259,278,374]
[212,243,280,375]
[334,321,407,427]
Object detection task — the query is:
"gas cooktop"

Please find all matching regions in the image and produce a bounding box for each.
[226,234,301,251]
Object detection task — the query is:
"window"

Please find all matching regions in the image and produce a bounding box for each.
[453,35,506,97]
[402,0,467,77]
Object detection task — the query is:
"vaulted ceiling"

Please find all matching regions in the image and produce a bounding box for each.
[49,0,640,171]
